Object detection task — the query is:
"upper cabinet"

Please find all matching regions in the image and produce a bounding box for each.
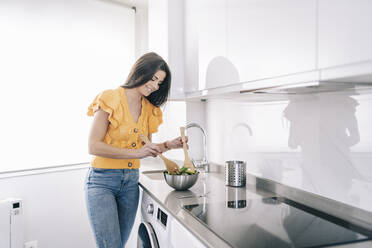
[184,0,228,91]
[226,0,317,84]
[181,0,372,98]
[198,0,228,90]
[318,0,372,69]
[185,0,318,92]
[184,0,201,92]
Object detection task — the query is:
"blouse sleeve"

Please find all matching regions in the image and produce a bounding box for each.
[87,89,121,128]
[148,106,163,134]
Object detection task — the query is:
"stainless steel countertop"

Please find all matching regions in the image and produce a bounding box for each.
[138,157,372,248]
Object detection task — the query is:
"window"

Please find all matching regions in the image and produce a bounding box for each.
[0,0,135,172]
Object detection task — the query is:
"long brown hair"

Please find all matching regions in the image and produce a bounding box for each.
[122,52,171,107]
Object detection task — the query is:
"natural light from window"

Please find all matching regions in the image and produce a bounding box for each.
[0,0,135,172]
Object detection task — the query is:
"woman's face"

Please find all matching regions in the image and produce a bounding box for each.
[138,70,166,97]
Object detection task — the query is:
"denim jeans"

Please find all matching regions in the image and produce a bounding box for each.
[84,167,140,248]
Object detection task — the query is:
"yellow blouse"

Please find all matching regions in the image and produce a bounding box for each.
[87,86,163,169]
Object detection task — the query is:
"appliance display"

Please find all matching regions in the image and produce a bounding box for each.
[183,197,371,248]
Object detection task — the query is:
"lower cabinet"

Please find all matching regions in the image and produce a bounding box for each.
[169,218,206,248]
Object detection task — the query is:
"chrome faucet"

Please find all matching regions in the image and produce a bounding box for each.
[185,122,209,172]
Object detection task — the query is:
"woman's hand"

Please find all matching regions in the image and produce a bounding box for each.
[135,143,162,159]
[167,136,188,149]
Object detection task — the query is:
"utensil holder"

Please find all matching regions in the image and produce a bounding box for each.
[225,160,246,187]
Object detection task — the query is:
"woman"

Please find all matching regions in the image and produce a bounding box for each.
[85,52,185,248]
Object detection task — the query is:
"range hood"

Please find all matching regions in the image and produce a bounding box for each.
[241,81,372,95]
[185,66,372,100]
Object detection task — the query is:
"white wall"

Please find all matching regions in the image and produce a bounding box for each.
[0,166,142,247]
[0,168,94,247]
[202,89,372,212]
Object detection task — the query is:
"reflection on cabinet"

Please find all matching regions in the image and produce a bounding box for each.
[227,0,317,83]
[318,0,372,69]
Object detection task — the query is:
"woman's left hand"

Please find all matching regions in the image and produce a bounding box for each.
[167,136,188,149]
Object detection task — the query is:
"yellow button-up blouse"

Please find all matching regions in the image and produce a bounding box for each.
[87,86,163,169]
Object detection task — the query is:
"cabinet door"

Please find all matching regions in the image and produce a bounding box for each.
[318,0,372,69]
[184,0,200,92]
[170,218,206,248]
[227,0,317,82]
[198,0,228,90]
[168,0,185,98]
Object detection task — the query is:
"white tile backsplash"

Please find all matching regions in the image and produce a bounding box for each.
[204,88,372,212]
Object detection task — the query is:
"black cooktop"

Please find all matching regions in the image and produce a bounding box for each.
[183,197,371,248]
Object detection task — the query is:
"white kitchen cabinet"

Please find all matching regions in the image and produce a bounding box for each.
[183,0,372,99]
[227,0,317,83]
[148,0,185,99]
[318,0,372,69]
[184,0,200,92]
[185,0,243,91]
[169,218,206,248]
[197,0,228,90]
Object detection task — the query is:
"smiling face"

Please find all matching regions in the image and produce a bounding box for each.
[123,52,171,106]
[137,70,166,97]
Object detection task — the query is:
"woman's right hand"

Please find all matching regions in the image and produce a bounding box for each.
[135,143,162,159]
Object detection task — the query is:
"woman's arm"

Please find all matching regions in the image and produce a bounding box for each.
[88,109,161,159]
[147,134,187,153]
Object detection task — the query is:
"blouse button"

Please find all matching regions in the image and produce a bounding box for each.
[134,128,138,133]
[132,143,136,147]
[128,162,133,167]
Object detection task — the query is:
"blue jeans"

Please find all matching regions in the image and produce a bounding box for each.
[84,167,140,248]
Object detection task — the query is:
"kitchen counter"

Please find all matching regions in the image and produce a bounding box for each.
[138,157,372,248]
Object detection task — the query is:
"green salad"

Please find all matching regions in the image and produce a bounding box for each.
[166,166,198,175]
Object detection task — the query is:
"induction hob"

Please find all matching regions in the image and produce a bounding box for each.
[183,197,371,248]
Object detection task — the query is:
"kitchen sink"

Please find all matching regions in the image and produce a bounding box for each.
[141,170,165,180]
